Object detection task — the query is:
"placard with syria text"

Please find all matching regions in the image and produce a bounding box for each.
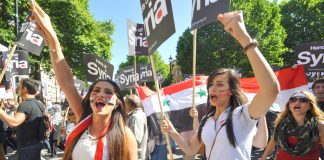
[295,41,324,81]
[140,0,175,55]
[16,21,45,56]
[82,53,114,82]
[191,0,230,30]
[127,19,148,56]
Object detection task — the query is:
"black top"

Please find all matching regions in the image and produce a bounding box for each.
[16,98,43,148]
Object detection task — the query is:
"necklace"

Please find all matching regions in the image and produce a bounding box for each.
[87,126,99,140]
[87,124,109,140]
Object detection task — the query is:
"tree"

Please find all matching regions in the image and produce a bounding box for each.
[117,51,171,88]
[176,0,287,77]
[0,0,29,46]
[0,0,115,80]
[280,0,324,67]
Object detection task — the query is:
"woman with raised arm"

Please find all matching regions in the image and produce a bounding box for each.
[161,11,280,159]
[30,0,137,159]
[261,91,324,160]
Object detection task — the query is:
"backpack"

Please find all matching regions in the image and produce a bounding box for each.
[30,99,51,140]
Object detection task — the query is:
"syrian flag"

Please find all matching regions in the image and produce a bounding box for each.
[136,65,308,133]
[136,76,209,133]
[240,65,309,111]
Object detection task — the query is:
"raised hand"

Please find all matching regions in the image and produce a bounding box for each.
[30,0,58,45]
[161,116,176,134]
[189,107,198,118]
[217,11,252,47]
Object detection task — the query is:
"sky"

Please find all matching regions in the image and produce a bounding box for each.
[89,0,191,74]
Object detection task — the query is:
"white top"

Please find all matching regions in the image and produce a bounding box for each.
[202,104,257,160]
[72,128,109,160]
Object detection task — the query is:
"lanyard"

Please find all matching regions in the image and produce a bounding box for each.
[207,120,226,160]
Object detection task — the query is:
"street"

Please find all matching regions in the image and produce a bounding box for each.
[5,145,265,160]
[6,148,64,160]
[5,146,201,160]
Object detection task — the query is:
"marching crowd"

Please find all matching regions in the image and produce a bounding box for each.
[0,0,323,160]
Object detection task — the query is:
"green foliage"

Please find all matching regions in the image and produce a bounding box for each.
[280,0,324,67]
[176,0,287,77]
[0,0,114,80]
[38,0,114,79]
[0,0,30,46]
[117,51,171,89]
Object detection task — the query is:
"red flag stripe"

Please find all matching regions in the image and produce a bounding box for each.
[163,76,208,95]
[137,65,307,99]
[240,65,307,93]
[136,76,208,100]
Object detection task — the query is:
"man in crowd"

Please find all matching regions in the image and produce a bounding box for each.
[312,78,324,111]
[0,78,43,160]
[312,78,324,159]
[125,95,148,160]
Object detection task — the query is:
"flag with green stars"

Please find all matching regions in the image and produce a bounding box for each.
[137,76,209,117]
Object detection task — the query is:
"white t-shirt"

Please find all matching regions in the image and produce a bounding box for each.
[202,104,257,160]
[72,128,109,160]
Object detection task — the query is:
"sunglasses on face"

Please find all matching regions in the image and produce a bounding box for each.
[289,97,310,103]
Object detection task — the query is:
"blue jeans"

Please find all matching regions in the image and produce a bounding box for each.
[18,142,43,160]
[170,138,176,150]
[42,139,51,151]
[150,144,167,160]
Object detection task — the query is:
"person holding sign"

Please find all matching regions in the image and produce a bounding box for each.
[161,11,280,159]
[29,0,137,160]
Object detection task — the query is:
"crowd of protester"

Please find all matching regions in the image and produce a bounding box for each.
[0,0,323,159]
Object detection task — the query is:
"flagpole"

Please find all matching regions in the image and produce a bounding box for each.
[192,29,199,132]
[12,85,18,107]
[149,55,174,160]
[192,29,197,109]
[133,55,137,95]
[0,44,17,83]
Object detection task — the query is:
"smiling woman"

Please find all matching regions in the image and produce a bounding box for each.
[29,0,138,159]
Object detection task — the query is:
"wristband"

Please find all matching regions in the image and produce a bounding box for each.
[50,47,62,53]
[243,39,258,53]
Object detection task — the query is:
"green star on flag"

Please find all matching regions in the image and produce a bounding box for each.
[163,99,170,107]
[197,88,207,98]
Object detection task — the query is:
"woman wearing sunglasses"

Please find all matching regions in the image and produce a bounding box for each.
[261,91,324,160]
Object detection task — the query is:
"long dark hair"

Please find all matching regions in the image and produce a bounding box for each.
[197,68,248,148]
[63,79,128,160]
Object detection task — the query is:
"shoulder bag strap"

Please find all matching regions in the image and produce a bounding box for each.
[28,99,45,114]
[207,121,226,160]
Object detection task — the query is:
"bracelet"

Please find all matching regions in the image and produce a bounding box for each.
[243,39,258,53]
[50,47,62,53]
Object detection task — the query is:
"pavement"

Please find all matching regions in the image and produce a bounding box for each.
[5,146,204,160]
[6,148,64,160]
[168,147,202,160]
